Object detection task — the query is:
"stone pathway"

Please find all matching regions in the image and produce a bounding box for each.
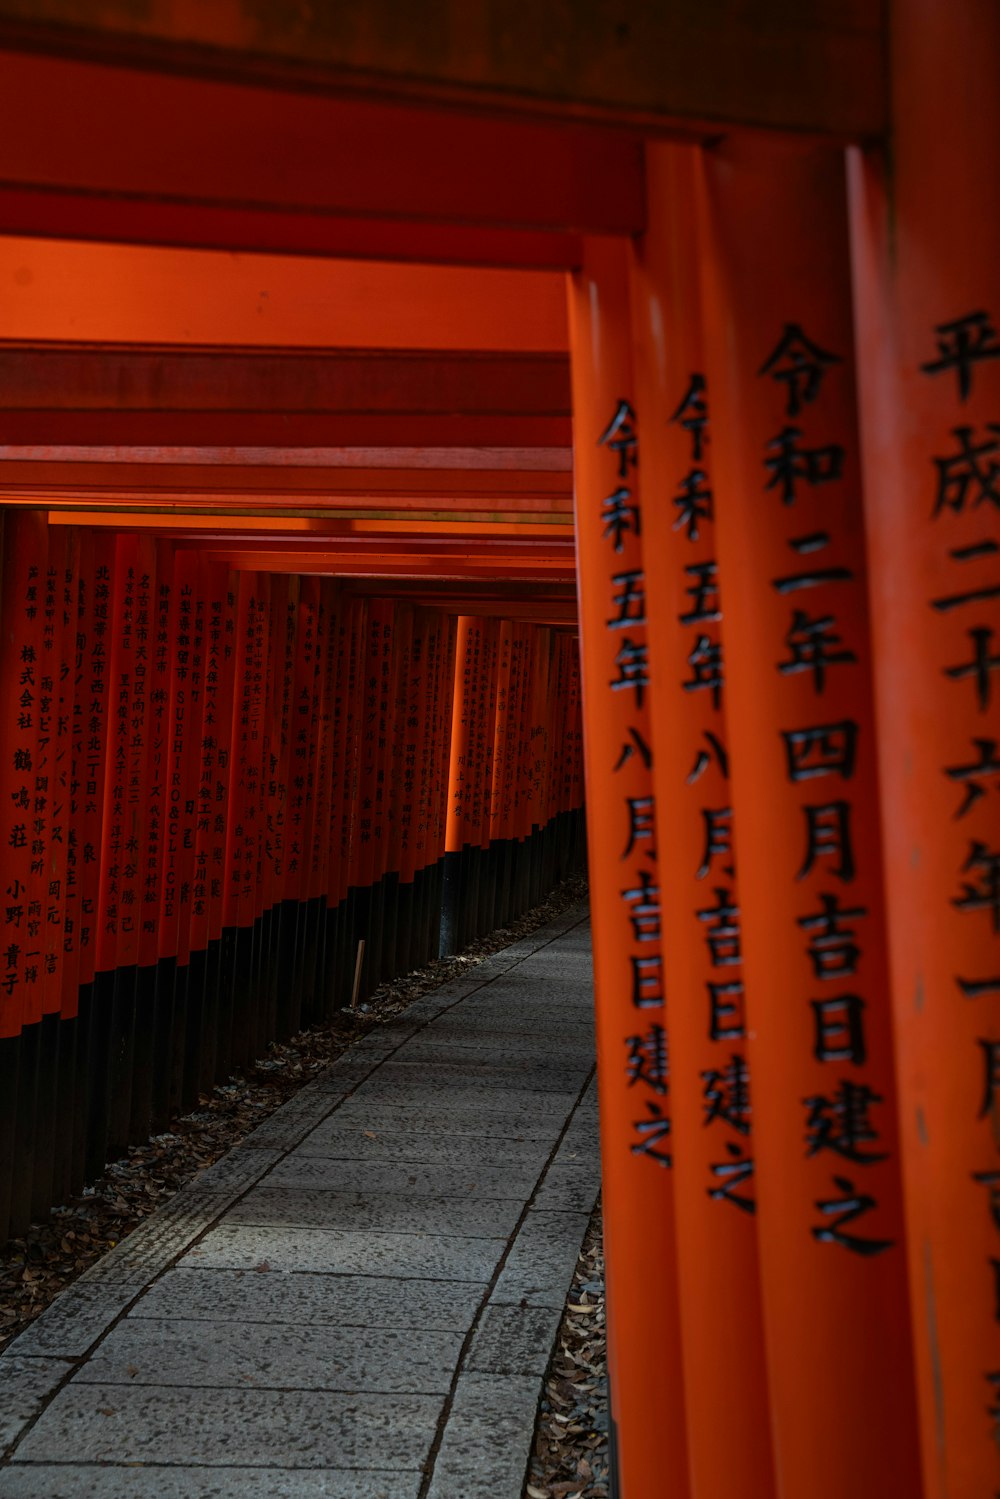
[0,904,598,1499]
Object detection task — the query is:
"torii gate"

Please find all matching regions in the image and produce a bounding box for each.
[0,2,997,1494]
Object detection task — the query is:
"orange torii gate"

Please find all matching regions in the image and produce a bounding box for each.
[0,2,997,1494]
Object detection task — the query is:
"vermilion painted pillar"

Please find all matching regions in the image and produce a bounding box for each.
[442,615,478,955]
[699,138,923,1499]
[848,2,1000,1489]
[0,511,47,1235]
[344,602,367,977]
[433,615,458,955]
[631,140,775,1499]
[568,236,690,1499]
[61,528,93,1036]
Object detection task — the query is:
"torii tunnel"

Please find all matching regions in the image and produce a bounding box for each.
[0,2,998,1494]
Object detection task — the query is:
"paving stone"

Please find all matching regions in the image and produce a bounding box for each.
[425,1372,540,1499]
[225,1187,522,1238]
[14,1385,441,1469]
[351,1082,578,1117]
[0,1468,421,1499]
[467,1009,590,1030]
[239,1091,342,1149]
[130,1268,485,1330]
[4,1272,155,1358]
[399,1033,594,1064]
[430,1009,585,1035]
[0,1357,73,1451]
[531,1161,601,1214]
[306,1104,561,1142]
[266,1155,538,1199]
[557,1107,602,1161]
[301,1059,380,1094]
[491,1209,593,1308]
[183,1223,505,1281]
[187,1147,282,1194]
[293,1126,552,1170]
[369,1060,590,1094]
[348,1030,417,1060]
[465,1304,563,1376]
[75,1317,464,1394]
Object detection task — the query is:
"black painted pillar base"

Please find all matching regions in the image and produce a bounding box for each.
[0,1033,19,1243]
[84,969,115,1184]
[70,984,92,1195]
[30,1009,60,1222]
[380,872,398,983]
[107,964,138,1159]
[200,940,222,1094]
[150,956,177,1134]
[182,950,207,1108]
[167,960,189,1116]
[394,879,414,977]
[439,852,463,957]
[215,933,236,1088]
[129,964,157,1145]
[9,1020,39,1236]
[52,1014,77,1207]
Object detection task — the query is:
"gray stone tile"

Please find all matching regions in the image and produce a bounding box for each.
[4,1272,153,1358]
[350,1082,577,1116]
[306,1058,385,1093]
[0,1468,420,1499]
[531,1162,601,1214]
[306,1105,560,1142]
[369,1060,590,1094]
[558,1108,602,1161]
[428,1010,584,1035]
[398,1033,594,1064]
[295,1126,552,1170]
[465,1304,563,1376]
[491,1210,592,1308]
[183,1223,504,1281]
[130,1268,484,1330]
[0,1357,73,1451]
[266,1155,539,1199]
[239,1091,341,1149]
[425,1371,540,1499]
[225,1187,522,1239]
[75,1317,463,1394]
[14,1385,440,1469]
[187,1147,282,1195]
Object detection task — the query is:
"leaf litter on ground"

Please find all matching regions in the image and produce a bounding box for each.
[524,1200,609,1499]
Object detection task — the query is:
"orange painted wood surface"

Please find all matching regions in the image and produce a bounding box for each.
[633,140,775,1499]
[568,236,690,1499]
[849,1,1000,1489]
[699,137,922,1499]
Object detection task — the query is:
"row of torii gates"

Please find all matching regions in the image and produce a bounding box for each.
[0,2,997,1495]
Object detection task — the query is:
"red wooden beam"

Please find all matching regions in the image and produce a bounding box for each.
[0,346,570,415]
[0,239,568,351]
[0,49,644,265]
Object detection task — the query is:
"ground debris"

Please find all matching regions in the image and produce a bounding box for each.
[0,877,588,1354]
[524,1199,609,1499]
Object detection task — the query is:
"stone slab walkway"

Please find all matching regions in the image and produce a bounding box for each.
[0,904,598,1499]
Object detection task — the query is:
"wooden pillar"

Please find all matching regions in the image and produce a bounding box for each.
[631,140,776,1499]
[848,1,1000,1489]
[698,137,923,1498]
[567,235,690,1499]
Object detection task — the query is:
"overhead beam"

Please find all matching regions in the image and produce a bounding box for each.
[0,49,643,266]
[0,239,567,351]
[0,2,886,141]
[0,342,572,449]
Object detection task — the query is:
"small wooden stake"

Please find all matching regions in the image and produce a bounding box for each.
[351,939,365,1011]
